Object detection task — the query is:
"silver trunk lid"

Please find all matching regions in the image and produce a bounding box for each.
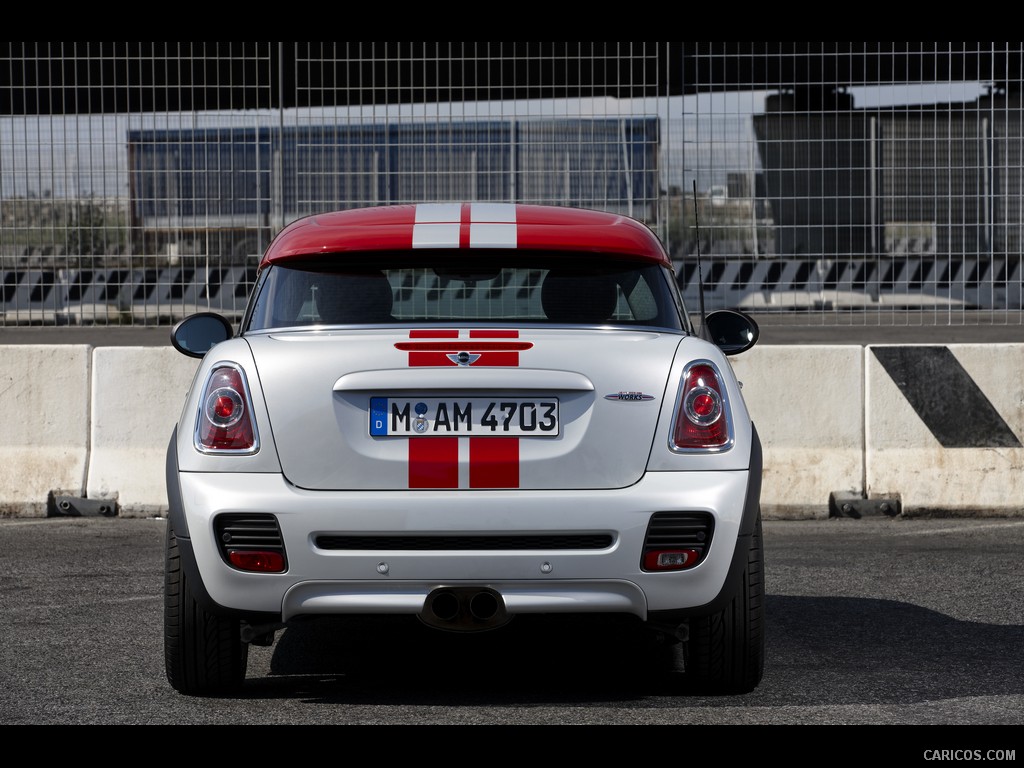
[247,328,683,490]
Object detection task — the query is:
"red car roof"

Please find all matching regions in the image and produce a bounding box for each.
[259,203,671,268]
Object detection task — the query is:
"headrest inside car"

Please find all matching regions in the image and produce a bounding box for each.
[316,272,394,324]
[541,272,618,324]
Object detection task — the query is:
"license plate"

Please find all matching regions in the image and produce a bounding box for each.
[370,397,559,437]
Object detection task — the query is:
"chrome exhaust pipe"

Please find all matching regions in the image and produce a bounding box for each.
[420,586,511,632]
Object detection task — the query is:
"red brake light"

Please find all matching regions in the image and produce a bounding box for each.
[227,550,286,573]
[195,364,258,453]
[672,362,731,450]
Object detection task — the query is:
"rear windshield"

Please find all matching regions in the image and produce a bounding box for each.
[245,252,686,331]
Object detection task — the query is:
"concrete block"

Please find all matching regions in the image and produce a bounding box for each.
[730,345,864,518]
[86,347,199,516]
[0,345,90,516]
[866,344,1024,516]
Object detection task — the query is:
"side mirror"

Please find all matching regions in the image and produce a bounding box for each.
[702,309,759,355]
[170,313,233,358]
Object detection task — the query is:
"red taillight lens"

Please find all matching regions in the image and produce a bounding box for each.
[195,365,258,452]
[227,550,286,573]
[672,362,731,450]
[206,388,244,428]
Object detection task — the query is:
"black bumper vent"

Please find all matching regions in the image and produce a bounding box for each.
[315,533,613,551]
[214,513,286,563]
[642,511,714,562]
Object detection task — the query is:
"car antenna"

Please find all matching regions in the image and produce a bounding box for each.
[692,179,710,340]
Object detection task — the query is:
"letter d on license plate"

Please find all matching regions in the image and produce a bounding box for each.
[370,397,559,437]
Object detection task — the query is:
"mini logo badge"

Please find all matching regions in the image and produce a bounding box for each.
[604,391,655,401]
[447,351,482,366]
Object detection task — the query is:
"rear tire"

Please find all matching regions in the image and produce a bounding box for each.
[164,522,248,695]
[684,509,765,694]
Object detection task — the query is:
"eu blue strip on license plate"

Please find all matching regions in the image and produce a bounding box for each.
[370,397,559,437]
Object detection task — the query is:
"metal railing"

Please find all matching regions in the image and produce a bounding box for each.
[3,42,1023,327]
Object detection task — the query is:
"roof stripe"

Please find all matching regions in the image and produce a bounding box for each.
[412,203,518,249]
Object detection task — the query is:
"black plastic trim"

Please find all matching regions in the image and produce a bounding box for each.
[316,533,613,550]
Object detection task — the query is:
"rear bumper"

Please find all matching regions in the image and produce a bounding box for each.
[168,443,760,625]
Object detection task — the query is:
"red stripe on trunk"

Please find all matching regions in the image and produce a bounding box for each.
[470,329,520,338]
[475,352,519,366]
[408,438,459,488]
[469,437,519,488]
[409,329,459,338]
[408,352,455,366]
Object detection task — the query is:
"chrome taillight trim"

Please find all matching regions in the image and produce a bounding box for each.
[668,359,734,453]
[192,361,261,455]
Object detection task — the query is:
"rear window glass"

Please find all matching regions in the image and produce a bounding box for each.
[245,252,684,331]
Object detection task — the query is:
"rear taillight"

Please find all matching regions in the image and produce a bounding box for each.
[194,363,259,453]
[671,361,732,451]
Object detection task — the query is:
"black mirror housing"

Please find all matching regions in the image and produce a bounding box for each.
[703,309,759,355]
[170,313,234,358]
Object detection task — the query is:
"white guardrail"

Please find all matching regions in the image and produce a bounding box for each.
[0,343,1021,519]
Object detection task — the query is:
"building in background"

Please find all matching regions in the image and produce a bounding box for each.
[1,43,1022,326]
[126,117,660,261]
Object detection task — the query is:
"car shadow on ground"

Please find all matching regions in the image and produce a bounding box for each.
[238,594,1024,705]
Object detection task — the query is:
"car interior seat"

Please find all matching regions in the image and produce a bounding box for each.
[315,271,395,324]
[269,269,315,327]
[540,271,619,324]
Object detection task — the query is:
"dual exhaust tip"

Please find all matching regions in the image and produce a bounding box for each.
[420,586,511,632]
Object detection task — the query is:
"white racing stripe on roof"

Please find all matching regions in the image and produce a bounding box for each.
[412,222,460,248]
[470,203,516,222]
[470,222,517,248]
[414,203,464,223]
[412,202,519,249]
[470,203,517,246]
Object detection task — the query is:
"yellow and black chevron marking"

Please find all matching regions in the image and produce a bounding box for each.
[872,346,1021,449]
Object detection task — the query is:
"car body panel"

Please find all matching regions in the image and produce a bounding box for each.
[174,468,749,620]
[244,328,698,490]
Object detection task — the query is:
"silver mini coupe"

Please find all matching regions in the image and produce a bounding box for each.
[165,202,764,695]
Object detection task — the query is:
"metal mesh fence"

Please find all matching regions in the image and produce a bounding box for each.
[2,42,1023,327]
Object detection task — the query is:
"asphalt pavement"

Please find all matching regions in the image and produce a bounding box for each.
[3,515,1023,732]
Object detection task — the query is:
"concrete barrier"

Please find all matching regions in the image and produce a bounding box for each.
[730,345,865,519]
[2,341,1023,519]
[0,345,90,517]
[866,343,1024,516]
[85,347,199,516]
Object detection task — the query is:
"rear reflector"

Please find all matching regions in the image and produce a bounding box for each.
[227,550,286,573]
